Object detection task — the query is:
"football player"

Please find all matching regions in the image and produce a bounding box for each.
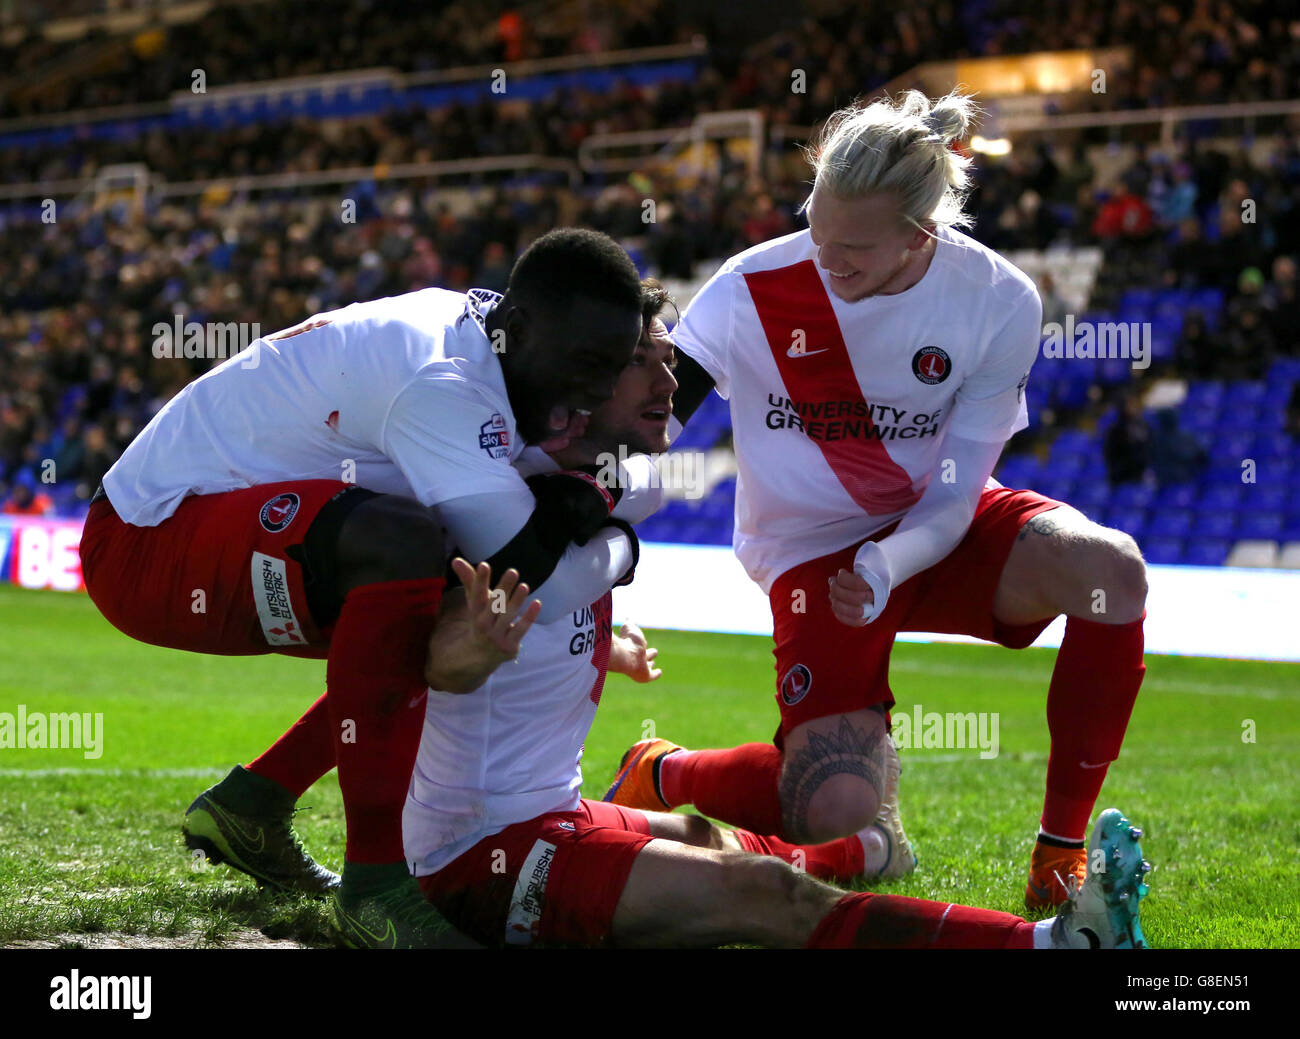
[402,286,1152,949]
[605,91,1148,910]
[80,229,658,947]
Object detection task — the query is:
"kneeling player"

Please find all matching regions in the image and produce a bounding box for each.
[403,288,1153,949]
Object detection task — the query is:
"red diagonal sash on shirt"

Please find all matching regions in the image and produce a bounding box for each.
[744,261,921,515]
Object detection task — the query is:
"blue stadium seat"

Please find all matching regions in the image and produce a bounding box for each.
[1255,432,1296,459]
[1222,382,1267,406]
[1107,507,1147,538]
[1218,431,1257,459]
[1120,288,1158,311]
[995,457,1037,487]
[1242,485,1290,512]
[1217,404,1261,432]
[1036,477,1075,502]
[1199,484,1243,510]
[1192,512,1236,540]
[1183,538,1230,566]
[1181,406,1218,432]
[1155,483,1198,508]
[1067,481,1109,511]
[1143,536,1184,565]
[1190,288,1225,325]
[1205,460,1250,484]
[1268,358,1300,382]
[1146,509,1193,538]
[1183,381,1224,408]
[1110,483,1155,509]
[1050,429,1092,458]
[1235,512,1284,540]
[1097,358,1133,386]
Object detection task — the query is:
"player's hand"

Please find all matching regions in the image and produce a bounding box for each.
[453,557,542,660]
[611,622,662,683]
[426,559,542,693]
[828,568,874,627]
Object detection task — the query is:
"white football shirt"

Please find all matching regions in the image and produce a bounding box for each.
[673,226,1041,592]
[403,592,613,875]
[104,288,525,524]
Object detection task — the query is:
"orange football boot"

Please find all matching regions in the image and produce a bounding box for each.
[602,738,682,810]
[1025,840,1088,910]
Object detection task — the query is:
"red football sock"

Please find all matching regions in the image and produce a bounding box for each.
[326,577,443,864]
[1040,613,1146,841]
[806,892,1034,949]
[732,829,865,882]
[248,691,335,798]
[660,743,785,837]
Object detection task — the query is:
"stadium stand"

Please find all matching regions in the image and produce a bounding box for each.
[1,0,1296,570]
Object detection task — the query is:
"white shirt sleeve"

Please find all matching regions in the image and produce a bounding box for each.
[944,286,1042,443]
[383,375,523,507]
[851,433,1005,623]
[672,263,736,399]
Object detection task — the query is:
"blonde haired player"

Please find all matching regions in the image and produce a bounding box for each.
[606,90,1150,912]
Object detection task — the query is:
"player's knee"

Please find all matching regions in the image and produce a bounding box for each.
[731,852,805,910]
[335,495,444,588]
[1083,530,1148,622]
[783,765,880,845]
[678,812,728,850]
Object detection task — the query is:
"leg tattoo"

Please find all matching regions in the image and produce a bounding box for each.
[778,716,887,843]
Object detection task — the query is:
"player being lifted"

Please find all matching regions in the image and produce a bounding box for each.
[81,229,658,947]
[606,91,1149,909]
[404,282,1151,949]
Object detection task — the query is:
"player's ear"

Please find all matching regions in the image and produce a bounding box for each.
[502,303,529,352]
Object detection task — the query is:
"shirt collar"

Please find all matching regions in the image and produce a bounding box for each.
[459,288,503,335]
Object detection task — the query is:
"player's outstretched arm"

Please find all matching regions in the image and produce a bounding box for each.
[609,622,662,683]
[425,558,541,693]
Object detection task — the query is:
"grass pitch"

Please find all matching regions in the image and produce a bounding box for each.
[0,583,1296,948]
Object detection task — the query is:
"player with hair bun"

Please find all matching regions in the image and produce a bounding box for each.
[606,90,1151,913]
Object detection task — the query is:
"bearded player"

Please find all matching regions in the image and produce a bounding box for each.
[405,282,1152,950]
[81,229,656,947]
[605,91,1149,910]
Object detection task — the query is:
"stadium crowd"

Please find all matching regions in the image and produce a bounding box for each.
[1,0,1297,516]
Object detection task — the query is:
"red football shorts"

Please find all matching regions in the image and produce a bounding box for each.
[769,485,1064,734]
[80,480,355,659]
[416,799,654,947]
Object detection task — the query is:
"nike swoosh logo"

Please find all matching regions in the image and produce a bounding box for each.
[786,347,830,358]
[1079,760,1112,769]
[209,801,266,854]
[341,912,398,949]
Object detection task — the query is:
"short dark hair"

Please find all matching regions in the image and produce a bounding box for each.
[506,228,642,319]
[638,277,677,331]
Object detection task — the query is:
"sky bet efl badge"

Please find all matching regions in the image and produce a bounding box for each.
[479,412,511,459]
[912,345,952,384]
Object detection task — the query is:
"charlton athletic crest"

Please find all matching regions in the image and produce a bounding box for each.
[478,413,511,459]
[780,663,813,706]
[259,492,300,532]
[912,346,951,385]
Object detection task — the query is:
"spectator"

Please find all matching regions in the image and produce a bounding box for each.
[1104,394,1151,487]
[2,483,54,516]
[1148,408,1207,487]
